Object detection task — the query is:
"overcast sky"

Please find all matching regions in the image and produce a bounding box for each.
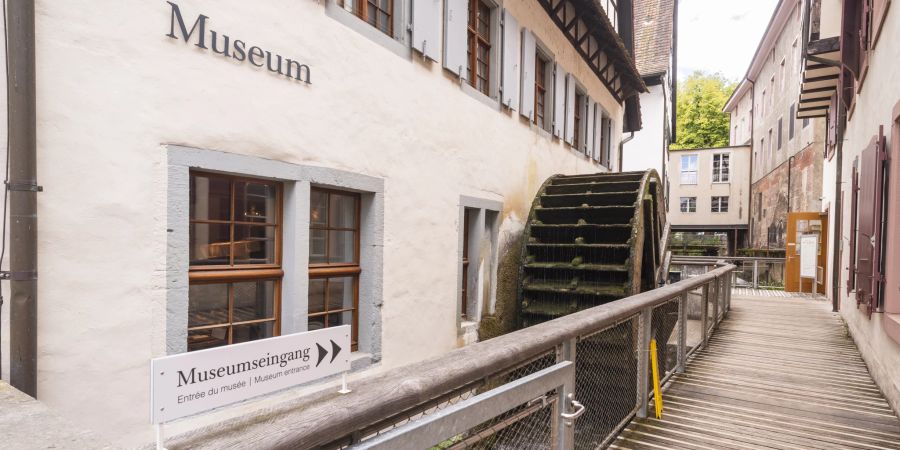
[677,0,779,82]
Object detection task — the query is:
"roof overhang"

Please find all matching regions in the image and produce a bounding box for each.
[723,79,752,112]
[741,0,793,83]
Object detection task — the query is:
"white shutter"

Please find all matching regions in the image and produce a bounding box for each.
[585,99,595,156]
[501,9,520,110]
[553,63,566,138]
[564,74,576,145]
[412,0,442,61]
[592,105,602,160]
[443,0,468,78]
[519,30,536,120]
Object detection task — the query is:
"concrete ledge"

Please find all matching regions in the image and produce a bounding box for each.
[0,381,110,449]
[884,313,900,345]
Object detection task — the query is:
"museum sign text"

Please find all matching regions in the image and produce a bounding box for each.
[165,1,311,84]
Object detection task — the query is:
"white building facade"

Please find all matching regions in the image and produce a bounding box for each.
[723,0,826,249]
[623,0,676,183]
[801,0,900,413]
[0,0,647,446]
[667,146,751,252]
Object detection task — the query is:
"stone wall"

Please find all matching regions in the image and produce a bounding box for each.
[750,142,823,248]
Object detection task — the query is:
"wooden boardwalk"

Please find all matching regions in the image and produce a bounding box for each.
[615,292,900,449]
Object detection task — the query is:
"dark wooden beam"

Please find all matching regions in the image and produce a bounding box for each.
[803,73,839,83]
[807,36,840,55]
[538,0,632,104]
[800,86,837,95]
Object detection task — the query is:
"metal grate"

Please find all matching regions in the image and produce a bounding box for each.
[652,298,680,381]
[430,390,557,450]
[573,317,639,449]
[347,351,558,448]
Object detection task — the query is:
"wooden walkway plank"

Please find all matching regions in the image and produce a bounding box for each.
[617,292,900,449]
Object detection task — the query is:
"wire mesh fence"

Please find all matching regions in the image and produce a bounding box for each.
[573,317,639,450]
[652,298,681,382]
[429,390,557,450]
[289,266,737,450]
[344,350,559,448]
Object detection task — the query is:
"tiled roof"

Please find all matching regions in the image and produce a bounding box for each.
[633,0,675,78]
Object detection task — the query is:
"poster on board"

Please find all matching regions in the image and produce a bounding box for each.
[799,234,818,279]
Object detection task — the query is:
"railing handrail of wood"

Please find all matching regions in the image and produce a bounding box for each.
[168,263,737,449]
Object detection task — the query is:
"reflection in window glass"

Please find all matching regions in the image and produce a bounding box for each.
[188,171,282,352]
[309,189,361,350]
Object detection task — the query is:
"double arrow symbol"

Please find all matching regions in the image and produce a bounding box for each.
[315,339,343,368]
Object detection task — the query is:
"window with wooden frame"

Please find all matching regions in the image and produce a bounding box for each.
[680,197,696,213]
[460,209,471,318]
[711,196,729,213]
[346,0,393,36]
[309,188,361,350]
[534,52,549,131]
[467,0,492,96]
[188,172,283,352]
[712,153,730,183]
[680,154,698,184]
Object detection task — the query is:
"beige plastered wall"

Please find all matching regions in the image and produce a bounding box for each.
[667,146,750,227]
[829,5,900,415]
[0,0,631,446]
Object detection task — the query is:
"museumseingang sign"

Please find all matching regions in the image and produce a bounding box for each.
[165,1,311,84]
[150,326,350,424]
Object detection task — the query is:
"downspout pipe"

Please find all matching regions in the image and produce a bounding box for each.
[619,131,635,172]
[7,0,39,397]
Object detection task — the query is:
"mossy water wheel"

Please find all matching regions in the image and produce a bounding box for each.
[517,170,667,328]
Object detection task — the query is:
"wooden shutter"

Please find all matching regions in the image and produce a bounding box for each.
[585,99,595,156]
[872,0,891,47]
[564,74,576,145]
[552,63,566,138]
[412,0,442,61]
[840,0,860,77]
[519,30,536,120]
[855,127,888,315]
[789,104,795,139]
[443,0,468,78]
[778,118,783,149]
[848,162,858,294]
[500,9,520,110]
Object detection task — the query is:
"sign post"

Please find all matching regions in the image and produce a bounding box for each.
[799,234,819,295]
[150,326,351,447]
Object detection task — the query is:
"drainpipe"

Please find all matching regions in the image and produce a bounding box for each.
[7,0,39,397]
[747,80,755,247]
[787,155,794,213]
[619,132,634,173]
[830,104,845,312]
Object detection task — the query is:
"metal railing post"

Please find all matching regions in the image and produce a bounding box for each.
[676,293,687,373]
[636,307,652,418]
[753,260,759,289]
[725,272,732,313]
[700,284,709,347]
[556,338,576,450]
[711,276,720,327]
[724,273,732,316]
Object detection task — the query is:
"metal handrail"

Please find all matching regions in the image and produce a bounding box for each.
[672,255,785,262]
[168,264,736,449]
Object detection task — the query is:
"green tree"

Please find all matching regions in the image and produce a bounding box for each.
[670,71,737,149]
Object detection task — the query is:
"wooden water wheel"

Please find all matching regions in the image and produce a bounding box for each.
[518,169,669,327]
